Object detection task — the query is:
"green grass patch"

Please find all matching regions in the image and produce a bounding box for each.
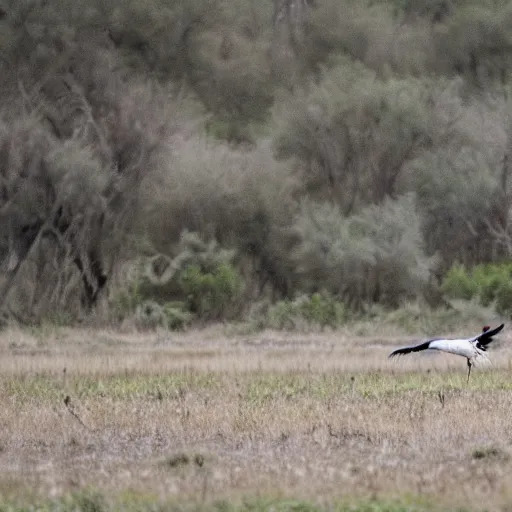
[4,369,512,404]
[0,490,474,511]
[471,445,509,461]
[2,371,225,403]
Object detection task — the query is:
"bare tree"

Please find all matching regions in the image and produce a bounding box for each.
[270,0,315,83]
[0,46,171,323]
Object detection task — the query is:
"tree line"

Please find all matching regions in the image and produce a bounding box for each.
[1,0,512,327]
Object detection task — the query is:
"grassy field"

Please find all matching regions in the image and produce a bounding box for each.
[1,324,512,511]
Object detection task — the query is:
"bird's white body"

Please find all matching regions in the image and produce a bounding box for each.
[428,339,490,365]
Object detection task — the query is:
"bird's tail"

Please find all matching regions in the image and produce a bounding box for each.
[472,351,492,368]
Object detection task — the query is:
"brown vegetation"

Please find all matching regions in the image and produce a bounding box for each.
[1,325,512,509]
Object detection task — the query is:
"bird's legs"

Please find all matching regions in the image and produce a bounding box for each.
[467,359,472,384]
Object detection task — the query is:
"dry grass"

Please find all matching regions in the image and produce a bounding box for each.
[1,325,512,510]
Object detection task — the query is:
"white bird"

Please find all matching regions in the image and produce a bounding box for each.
[389,323,505,382]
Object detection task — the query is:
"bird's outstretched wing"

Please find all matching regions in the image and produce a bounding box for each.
[388,324,505,358]
[388,340,435,358]
[474,323,504,347]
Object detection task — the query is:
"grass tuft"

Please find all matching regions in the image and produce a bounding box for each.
[471,446,508,461]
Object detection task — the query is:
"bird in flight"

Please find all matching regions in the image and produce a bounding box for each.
[389,323,505,382]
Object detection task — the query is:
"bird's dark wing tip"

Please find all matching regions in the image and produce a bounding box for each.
[388,340,432,359]
[488,323,505,336]
[478,323,505,345]
[388,346,413,358]
[388,348,404,358]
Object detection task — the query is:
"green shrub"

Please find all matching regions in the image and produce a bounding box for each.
[266,293,347,331]
[109,232,244,326]
[179,262,243,321]
[298,293,347,328]
[473,263,512,307]
[476,272,503,307]
[163,302,193,331]
[441,262,512,317]
[440,264,477,300]
[496,281,512,317]
[133,300,193,330]
[267,300,297,330]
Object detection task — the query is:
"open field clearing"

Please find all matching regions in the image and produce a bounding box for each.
[2,326,512,511]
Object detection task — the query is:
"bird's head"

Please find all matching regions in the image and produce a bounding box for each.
[483,325,491,332]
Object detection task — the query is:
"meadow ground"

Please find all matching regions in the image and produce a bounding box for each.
[1,324,512,510]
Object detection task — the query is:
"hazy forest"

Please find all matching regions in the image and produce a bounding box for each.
[2,0,512,329]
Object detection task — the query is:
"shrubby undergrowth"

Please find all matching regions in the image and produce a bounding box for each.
[442,263,512,318]
[264,292,347,331]
[292,193,432,309]
[111,231,243,329]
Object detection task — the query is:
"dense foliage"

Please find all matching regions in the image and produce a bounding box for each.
[442,262,512,316]
[2,0,512,327]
